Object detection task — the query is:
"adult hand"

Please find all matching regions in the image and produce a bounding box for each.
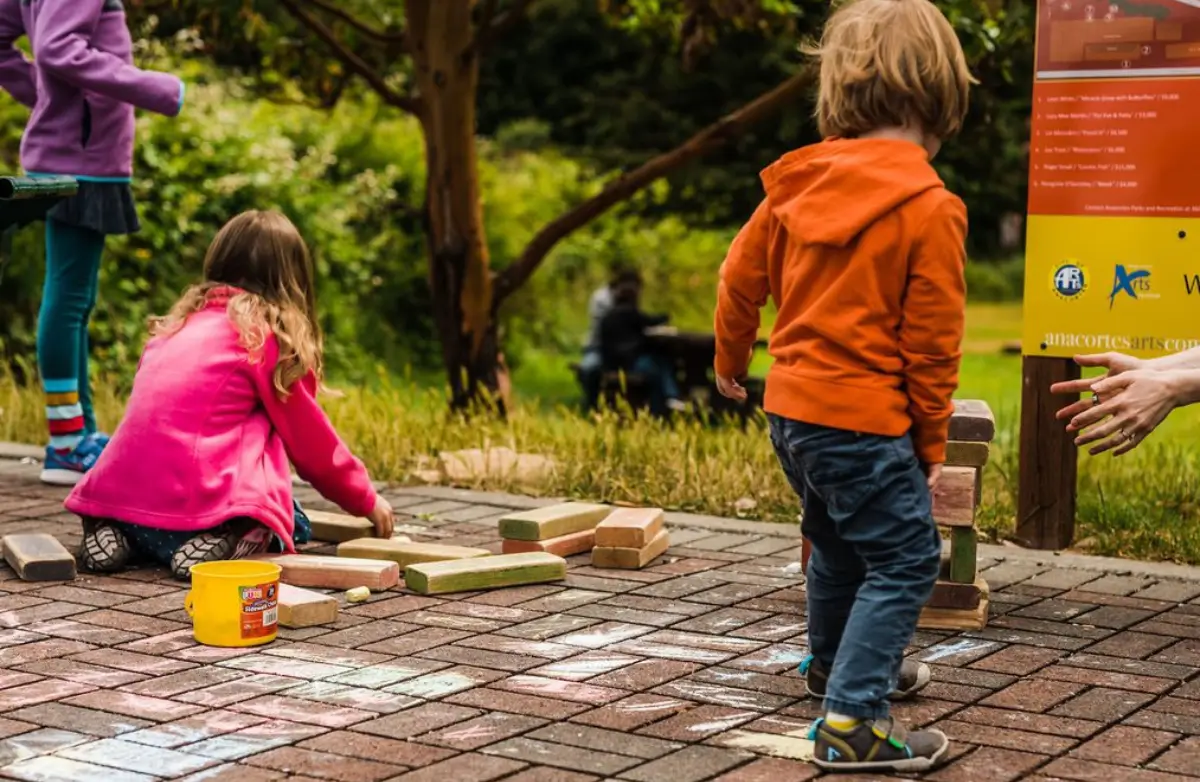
[1068,369,1178,455]
[715,375,747,402]
[1051,352,1145,422]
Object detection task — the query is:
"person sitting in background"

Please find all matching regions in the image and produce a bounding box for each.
[578,267,636,411]
[599,276,684,416]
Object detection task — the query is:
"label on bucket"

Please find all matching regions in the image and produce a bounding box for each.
[239,582,279,640]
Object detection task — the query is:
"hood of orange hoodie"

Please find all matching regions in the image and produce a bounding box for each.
[761,138,946,248]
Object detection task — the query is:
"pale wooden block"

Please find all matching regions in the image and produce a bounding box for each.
[501,529,595,557]
[277,584,337,628]
[946,440,989,468]
[405,552,567,595]
[498,502,611,541]
[3,534,75,581]
[932,466,977,528]
[254,554,399,591]
[918,596,989,631]
[305,509,374,544]
[337,539,491,569]
[591,528,670,570]
[594,507,664,549]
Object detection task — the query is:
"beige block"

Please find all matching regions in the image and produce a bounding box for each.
[255,554,400,591]
[277,584,337,628]
[337,538,491,569]
[305,509,374,544]
[591,528,670,569]
[594,507,664,549]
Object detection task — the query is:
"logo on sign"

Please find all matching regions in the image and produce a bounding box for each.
[1109,264,1157,308]
[1052,263,1087,299]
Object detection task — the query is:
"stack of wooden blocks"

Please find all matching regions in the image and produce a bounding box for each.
[592,507,670,569]
[919,399,995,631]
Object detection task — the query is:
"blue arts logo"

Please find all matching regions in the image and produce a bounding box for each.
[1109,264,1154,309]
[1052,263,1087,299]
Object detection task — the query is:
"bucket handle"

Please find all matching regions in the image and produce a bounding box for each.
[184,591,194,619]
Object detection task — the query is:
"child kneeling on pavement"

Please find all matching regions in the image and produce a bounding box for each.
[64,210,395,580]
[713,0,973,772]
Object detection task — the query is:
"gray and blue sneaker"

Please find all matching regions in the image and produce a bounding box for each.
[800,655,932,701]
[810,715,950,772]
[40,433,107,486]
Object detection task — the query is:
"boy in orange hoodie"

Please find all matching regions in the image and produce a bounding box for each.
[713,0,972,773]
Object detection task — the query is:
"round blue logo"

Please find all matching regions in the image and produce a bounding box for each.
[1053,264,1086,298]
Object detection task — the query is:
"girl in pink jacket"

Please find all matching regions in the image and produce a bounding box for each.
[65,210,395,579]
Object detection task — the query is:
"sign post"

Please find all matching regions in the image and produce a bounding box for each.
[1019,0,1200,548]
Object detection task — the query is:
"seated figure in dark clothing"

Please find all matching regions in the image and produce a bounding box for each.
[598,278,683,416]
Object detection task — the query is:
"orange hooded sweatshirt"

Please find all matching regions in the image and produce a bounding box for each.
[714,138,967,465]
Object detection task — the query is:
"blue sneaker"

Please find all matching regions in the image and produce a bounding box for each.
[40,436,105,486]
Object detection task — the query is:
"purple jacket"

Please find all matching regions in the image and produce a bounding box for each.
[0,0,182,180]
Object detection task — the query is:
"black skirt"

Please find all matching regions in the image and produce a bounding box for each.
[46,180,140,236]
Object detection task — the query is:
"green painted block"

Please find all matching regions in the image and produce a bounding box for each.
[498,502,611,541]
[949,527,978,584]
[404,552,568,595]
[946,440,989,468]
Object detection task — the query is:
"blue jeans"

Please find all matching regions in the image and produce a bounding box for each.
[768,415,941,720]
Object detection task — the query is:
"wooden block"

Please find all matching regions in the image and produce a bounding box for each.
[305,509,374,544]
[949,527,978,584]
[919,595,989,631]
[591,528,670,569]
[501,529,595,557]
[946,440,989,468]
[594,508,664,549]
[2,534,75,581]
[255,554,399,591]
[337,539,491,569]
[405,552,567,595]
[932,466,978,528]
[277,584,337,628]
[927,577,989,610]
[498,502,611,541]
[949,399,995,442]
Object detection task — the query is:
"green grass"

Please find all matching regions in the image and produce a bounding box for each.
[5,300,1200,564]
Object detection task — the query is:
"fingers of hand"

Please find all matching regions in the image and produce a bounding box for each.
[1057,399,1095,422]
[1088,423,1138,455]
[1074,411,1129,446]
[1051,378,1096,395]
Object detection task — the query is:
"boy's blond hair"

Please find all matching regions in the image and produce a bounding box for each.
[808,0,975,140]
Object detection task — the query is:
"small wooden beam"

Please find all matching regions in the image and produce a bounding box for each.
[404,552,567,595]
[927,577,989,610]
[949,399,995,442]
[594,508,664,549]
[946,441,989,468]
[498,502,611,541]
[305,509,374,543]
[3,534,76,581]
[278,584,337,628]
[918,595,989,631]
[337,539,491,568]
[255,554,399,591]
[948,527,978,584]
[932,466,978,528]
[501,529,595,557]
[591,528,670,570]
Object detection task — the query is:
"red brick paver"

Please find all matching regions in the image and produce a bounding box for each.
[0,457,1199,780]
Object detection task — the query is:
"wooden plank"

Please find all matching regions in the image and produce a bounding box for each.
[1017,356,1078,549]
[498,502,611,541]
[501,529,595,557]
[946,440,989,468]
[927,577,988,610]
[918,595,988,631]
[594,508,664,549]
[932,466,978,528]
[949,399,995,443]
[337,539,491,569]
[2,534,75,581]
[405,552,567,595]
[591,528,670,569]
[255,554,400,591]
[305,509,374,544]
[948,527,978,584]
[277,584,337,628]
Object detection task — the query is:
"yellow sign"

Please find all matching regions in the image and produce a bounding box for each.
[1022,0,1200,358]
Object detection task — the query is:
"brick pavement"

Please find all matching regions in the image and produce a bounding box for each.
[0,457,1199,781]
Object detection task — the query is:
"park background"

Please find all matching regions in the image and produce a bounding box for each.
[2,0,1196,564]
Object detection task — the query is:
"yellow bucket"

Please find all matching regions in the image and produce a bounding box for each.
[184,561,282,647]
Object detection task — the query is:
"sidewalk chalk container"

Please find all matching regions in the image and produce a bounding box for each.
[185,561,281,647]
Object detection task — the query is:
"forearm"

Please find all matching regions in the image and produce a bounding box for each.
[1146,346,1200,372]
[1167,368,1200,407]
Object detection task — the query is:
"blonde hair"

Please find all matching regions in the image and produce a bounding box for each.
[150,210,323,398]
[807,0,975,140]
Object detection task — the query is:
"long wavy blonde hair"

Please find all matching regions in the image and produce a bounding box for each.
[149,210,323,398]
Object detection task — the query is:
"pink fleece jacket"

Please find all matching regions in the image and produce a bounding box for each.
[65,293,377,548]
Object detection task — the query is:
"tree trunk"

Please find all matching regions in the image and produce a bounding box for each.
[408,0,500,411]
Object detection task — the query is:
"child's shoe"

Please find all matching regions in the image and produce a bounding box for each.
[79,520,134,573]
[40,434,107,486]
[810,716,949,772]
[170,529,242,580]
[800,655,932,701]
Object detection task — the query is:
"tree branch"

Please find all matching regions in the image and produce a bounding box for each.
[467,0,536,58]
[278,0,421,116]
[493,68,815,305]
[305,0,408,47]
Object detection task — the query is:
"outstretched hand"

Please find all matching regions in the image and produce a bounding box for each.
[1050,352,1143,422]
[1063,370,1177,456]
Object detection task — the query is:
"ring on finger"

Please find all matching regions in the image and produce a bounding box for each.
[1092,393,1101,407]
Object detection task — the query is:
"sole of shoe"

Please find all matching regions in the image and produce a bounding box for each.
[812,732,950,773]
[40,468,83,486]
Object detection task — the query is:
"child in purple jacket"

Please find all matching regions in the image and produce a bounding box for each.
[0,0,183,485]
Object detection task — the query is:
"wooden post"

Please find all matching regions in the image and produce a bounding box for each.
[1017,356,1080,549]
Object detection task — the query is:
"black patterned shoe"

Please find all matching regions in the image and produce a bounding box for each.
[810,716,950,772]
[800,655,932,701]
[170,530,241,580]
[78,520,134,573]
